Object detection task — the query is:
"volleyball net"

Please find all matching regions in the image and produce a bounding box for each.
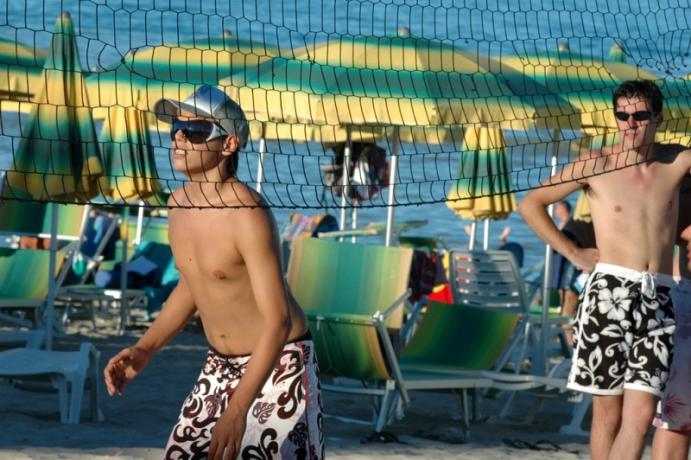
[0,0,690,209]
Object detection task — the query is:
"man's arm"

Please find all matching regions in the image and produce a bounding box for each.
[209,206,291,459]
[104,275,196,396]
[518,158,599,272]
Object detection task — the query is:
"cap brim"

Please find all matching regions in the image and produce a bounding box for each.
[152,98,214,124]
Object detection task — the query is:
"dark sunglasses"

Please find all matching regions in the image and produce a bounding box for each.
[614,111,657,122]
[170,120,227,143]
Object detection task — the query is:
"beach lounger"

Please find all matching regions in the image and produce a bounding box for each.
[0,247,67,328]
[0,341,102,423]
[448,249,587,435]
[287,237,491,433]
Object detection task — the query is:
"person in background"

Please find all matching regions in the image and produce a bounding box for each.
[651,180,690,460]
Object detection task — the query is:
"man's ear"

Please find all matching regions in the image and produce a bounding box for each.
[222,135,239,156]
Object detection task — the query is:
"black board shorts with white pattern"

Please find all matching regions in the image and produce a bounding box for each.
[567,263,676,397]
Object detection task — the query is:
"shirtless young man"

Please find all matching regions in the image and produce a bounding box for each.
[519,79,691,460]
[652,182,691,460]
[103,85,323,459]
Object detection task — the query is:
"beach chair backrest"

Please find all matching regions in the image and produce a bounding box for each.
[449,250,529,313]
[0,201,86,240]
[310,315,394,381]
[399,301,520,371]
[0,247,65,300]
[127,217,168,244]
[287,237,413,328]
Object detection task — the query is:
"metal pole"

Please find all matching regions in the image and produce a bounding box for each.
[119,206,130,335]
[536,129,560,376]
[135,201,144,246]
[256,134,267,193]
[339,126,353,231]
[351,205,358,243]
[483,219,490,250]
[468,219,477,250]
[45,202,59,350]
[384,126,401,247]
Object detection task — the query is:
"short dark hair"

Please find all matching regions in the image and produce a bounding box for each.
[613,80,663,114]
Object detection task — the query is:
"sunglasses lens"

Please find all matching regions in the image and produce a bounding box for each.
[614,111,653,121]
[170,120,215,143]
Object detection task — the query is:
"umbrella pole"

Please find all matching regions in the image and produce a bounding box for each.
[119,206,130,335]
[384,126,401,247]
[351,205,358,243]
[45,202,59,350]
[536,129,560,376]
[255,134,267,193]
[483,219,490,250]
[339,126,353,233]
[135,201,144,246]
[468,220,477,250]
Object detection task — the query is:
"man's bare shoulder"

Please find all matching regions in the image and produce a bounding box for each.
[215,180,265,209]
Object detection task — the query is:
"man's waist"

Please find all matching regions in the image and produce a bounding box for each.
[593,262,676,287]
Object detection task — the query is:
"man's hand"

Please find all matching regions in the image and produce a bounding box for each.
[209,406,248,460]
[568,247,600,274]
[103,346,150,396]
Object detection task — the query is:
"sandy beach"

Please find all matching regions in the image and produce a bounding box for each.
[0,318,656,460]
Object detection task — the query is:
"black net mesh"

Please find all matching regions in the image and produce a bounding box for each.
[0,0,690,210]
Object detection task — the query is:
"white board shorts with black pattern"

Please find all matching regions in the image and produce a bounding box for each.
[164,332,323,459]
[567,263,676,397]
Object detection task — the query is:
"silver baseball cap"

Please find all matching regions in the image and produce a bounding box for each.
[153,85,249,148]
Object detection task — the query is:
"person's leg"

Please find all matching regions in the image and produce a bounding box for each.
[652,429,691,460]
[608,390,658,460]
[590,395,623,460]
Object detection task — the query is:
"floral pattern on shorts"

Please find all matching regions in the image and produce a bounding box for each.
[568,269,676,396]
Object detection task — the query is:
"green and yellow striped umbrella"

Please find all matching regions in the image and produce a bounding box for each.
[0,37,47,106]
[446,123,516,220]
[124,30,281,86]
[4,12,103,202]
[223,32,536,144]
[573,190,591,222]
[98,93,162,202]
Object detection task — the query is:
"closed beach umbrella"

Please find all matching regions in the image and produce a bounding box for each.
[573,190,591,222]
[4,11,103,202]
[2,12,103,349]
[0,37,47,106]
[98,93,162,203]
[446,123,516,249]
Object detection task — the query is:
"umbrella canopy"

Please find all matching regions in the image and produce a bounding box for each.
[0,37,47,104]
[98,93,162,202]
[124,30,282,86]
[4,12,103,202]
[495,42,691,141]
[446,123,516,220]
[223,32,537,143]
